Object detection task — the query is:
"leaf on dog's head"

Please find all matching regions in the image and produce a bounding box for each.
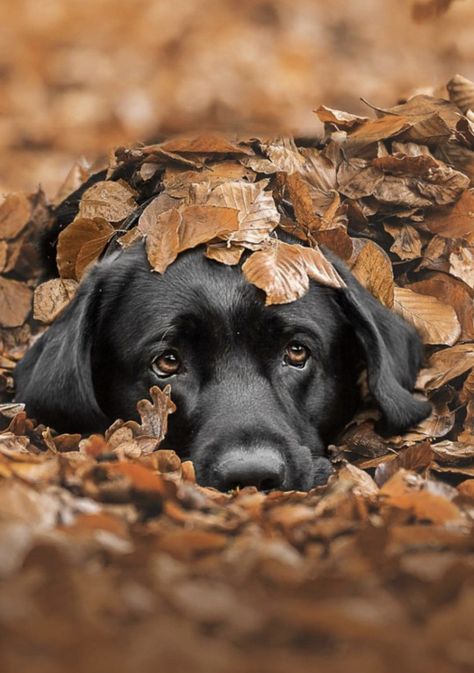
[142,205,240,274]
[242,240,345,305]
[205,243,244,265]
[57,217,115,280]
[350,240,394,308]
[0,277,32,328]
[78,180,137,222]
[393,286,461,346]
[33,278,78,324]
[207,180,280,246]
[0,193,31,240]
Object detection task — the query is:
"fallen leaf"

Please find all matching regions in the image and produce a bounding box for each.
[417,343,474,391]
[393,286,461,345]
[33,279,78,324]
[0,193,31,240]
[242,240,345,305]
[385,223,422,261]
[204,243,244,265]
[423,190,474,238]
[78,180,137,222]
[207,180,280,246]
[407,273,474,341]
[350,240,394,308]
[447,73,474,114]
[160,132,252,155]
[124,385,176,445]
[57,217,115,280]
[0,278,32,328]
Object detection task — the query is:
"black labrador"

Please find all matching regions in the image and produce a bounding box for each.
[14,241,430,491]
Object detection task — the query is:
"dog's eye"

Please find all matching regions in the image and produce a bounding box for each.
[152,350,181,377]
[284,342,310,368]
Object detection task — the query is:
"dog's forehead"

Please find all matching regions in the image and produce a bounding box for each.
[108,244,340,340]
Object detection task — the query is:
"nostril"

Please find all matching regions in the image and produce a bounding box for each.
[214,448,286,492]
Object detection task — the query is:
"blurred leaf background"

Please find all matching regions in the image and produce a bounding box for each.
[0,0,473,194]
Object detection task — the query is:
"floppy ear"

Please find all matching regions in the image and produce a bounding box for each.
[330,256,431,434]
[14,265,110,433]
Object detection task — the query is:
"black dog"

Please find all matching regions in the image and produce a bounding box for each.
[14,241,430,491]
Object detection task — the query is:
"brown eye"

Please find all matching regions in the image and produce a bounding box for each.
[152,350,181,377]
[284,342,310,368]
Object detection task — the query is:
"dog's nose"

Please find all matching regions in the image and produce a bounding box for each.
[213,448,286,491]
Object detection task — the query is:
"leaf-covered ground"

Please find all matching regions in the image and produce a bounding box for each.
[1,77,474,673]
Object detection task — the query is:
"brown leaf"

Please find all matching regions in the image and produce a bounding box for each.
[337,159,384,199]
[417,343,474,391]
[78,179,137,222]
[423,190,474,238]
[0,193,31,240]
[393,286,461,345]
[448,242,474,289]
[385,223,422,261]
[375,442,434,486]
[0,278,32,328]
[122,385,176,450]
[350,240,394,308]
[447,73,474,114]
[53,160,90,206]
[33,279,78,324]
[314,105,369,130]
[258,137,306,173]
[372,152,439,176]
[140,208,181,273]
[57,217,115,280]
[431,441,474,465]
[407,273,474,341]
[160,132,252,155]
[242,240,345,305]
[204,243,244,265]
[285,172,321,232]
[207,180,280,246]
[313,227,353,261]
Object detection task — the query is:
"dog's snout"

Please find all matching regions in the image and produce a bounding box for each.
[213,447,286,492]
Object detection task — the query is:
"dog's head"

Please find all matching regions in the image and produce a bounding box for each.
[14,241,430,490]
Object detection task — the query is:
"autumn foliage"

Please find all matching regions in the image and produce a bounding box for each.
[1,74,474,673]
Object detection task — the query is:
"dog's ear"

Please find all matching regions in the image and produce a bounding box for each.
[330,255,431,434]
[14,264,110,433]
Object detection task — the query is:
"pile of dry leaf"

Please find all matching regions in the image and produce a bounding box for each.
[1,75,474,673]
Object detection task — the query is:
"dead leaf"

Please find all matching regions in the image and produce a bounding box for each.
[78,180,137,222]
[142,205,240,273]
[350,240,394,308]
[207,180,280,246]
[124,386,176,445]
[57,217,115,280]
[393,286,461,345]
[33,279,78,324]
[314,105,369,130]
[407,273,474,341]
[242,240,345,305]
[423,190,474,238]
[0,193,31,240]
[385,223,422,261]
[417,343,474,391]
[0,278,32,328]
[204,243,244,265]
[160,132,252,155]
[447,73,474,114]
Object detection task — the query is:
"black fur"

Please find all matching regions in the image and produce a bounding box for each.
[14,242,430,490]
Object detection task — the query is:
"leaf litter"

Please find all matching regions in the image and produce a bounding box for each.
[1,75,474,673]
